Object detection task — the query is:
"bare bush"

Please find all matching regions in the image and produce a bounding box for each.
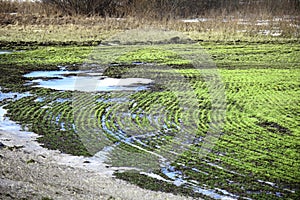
[0,0,18,13]
[42,0,111,16]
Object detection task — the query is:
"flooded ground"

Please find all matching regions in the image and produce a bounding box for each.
[1,66,236,199]
[0,41,299,200]
[2,66,298,200]
[0,50,14,54]
[181,16,299,37]
[0,92,134,176]
[24,69,153,92]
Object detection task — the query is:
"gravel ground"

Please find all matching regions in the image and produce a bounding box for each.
[0,130,195,200]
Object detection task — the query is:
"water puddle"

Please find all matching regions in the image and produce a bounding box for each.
[0,50,13,54]
[24,70,153,92]
[0,106,29,132]
[0,90,32,131]
[160,164,240,200]
[0,89,31,103]
[0,107,17,131]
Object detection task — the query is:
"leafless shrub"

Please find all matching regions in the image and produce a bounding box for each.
[0,0,18,13]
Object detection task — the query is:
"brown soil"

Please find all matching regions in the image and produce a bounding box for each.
[0,130,194,200]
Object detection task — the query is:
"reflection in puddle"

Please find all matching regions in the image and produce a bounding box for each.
[160,164,240,200]
[0,107,6,122]
[24,70,153,92]
[0,106,26,131]
[0,90,31,102]
[0,50,13,54]
[0,91,32,131]
[55,98,70,103]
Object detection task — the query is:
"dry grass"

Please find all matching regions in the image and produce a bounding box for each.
[0,0,60,15]
[0,14,299,45]
[0,1,299,44]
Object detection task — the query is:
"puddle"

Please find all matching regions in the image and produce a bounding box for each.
[0,50,13,55]
[55,98,70,103]
[0,90,32,131]
[24,70,153,92]
[160,164,240,200]
[24,70,73,79]
[0,106,27,132]
[0,90,31,102]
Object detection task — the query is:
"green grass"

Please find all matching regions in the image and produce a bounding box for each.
[0,41,299,199]
[0,46,93,66]
[1,42,299,68]
[174,67,299,199]
[202,42,300,68]
[117,47,190,65]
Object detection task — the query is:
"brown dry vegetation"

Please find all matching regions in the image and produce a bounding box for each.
[1,0,299,18]
[0,0,299,45]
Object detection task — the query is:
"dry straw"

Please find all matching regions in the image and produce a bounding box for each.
[0,0,299,42]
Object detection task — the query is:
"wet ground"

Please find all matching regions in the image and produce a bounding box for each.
[0,50,13,55]
[24,69,153,92]
[0,65,235,199]
[0,40,299,199]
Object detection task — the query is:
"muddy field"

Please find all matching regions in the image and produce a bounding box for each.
[0,10,299,200]
[1,38,299,199]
